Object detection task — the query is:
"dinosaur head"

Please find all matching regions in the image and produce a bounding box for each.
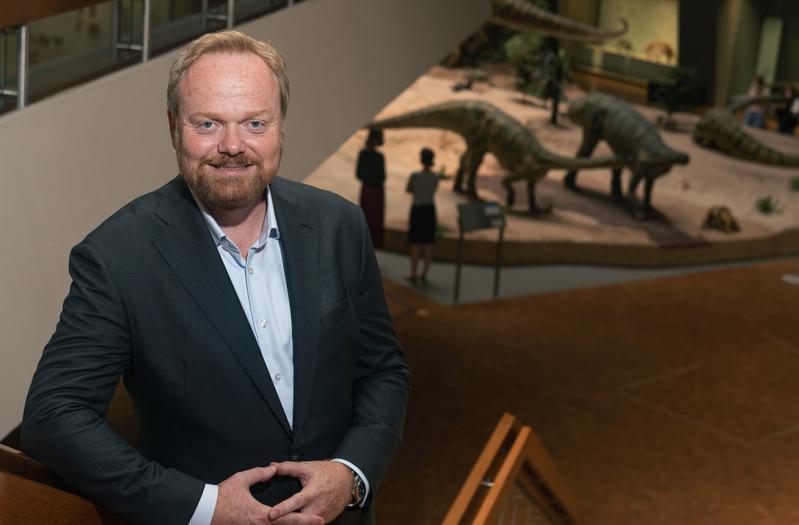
[565,97,590,127]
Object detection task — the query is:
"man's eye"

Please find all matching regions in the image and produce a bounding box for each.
[199,121,215,130]
[249,121,264,130]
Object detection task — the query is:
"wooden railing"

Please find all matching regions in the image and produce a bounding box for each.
[0,0,103,30]
[0,444,126,524]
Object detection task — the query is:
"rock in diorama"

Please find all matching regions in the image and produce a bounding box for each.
[371,100,624,215]
[565,93,690,217]
[490,0,628,42]
[692,96,799,167]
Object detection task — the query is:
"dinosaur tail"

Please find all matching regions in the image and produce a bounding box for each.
[491,0,628,43]
[369,101,483,135]
[727,94,787,113]
[697,119,799,167]
[539,150,626,171]
[638,150,690,166]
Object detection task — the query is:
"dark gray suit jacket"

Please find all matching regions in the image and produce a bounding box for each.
[22,176,411,525]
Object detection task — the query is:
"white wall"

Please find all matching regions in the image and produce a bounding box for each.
[0,0,489,437]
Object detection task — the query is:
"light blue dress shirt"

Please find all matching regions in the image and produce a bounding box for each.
[187,188,368,525]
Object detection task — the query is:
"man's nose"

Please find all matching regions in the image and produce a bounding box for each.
[219,125,245,155]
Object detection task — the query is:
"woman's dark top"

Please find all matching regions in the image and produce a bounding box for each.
[356,149,386,187]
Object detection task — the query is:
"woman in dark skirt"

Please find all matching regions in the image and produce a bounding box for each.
[355,128,386,249]
[405,148,441,283]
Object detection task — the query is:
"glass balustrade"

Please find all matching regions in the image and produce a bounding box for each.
[0,0,298,117]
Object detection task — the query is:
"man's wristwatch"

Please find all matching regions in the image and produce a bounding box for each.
[350,470,366,506]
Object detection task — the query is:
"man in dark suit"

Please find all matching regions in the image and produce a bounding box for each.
[22,30,410,525]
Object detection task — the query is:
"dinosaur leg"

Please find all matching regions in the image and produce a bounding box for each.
[527,169,552,215]
[502,175,516,206]
[453,146,485,197]
[611,168,624,201]
[643,177,655,211]
[465,149,487,200]
[565,130,600,191]
[453,154,468,194]
[627,169,647,219]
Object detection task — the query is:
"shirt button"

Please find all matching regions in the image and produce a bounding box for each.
[274,372,282,381]
[259,319,268,328]
[247,267,254,275]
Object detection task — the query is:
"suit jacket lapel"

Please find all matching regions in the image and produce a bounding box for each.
[270,178,320,438]
[150,177,293,438]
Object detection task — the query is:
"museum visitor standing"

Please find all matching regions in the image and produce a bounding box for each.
[405,147,442,284]
[776,85,798,135]
[356,128,386,249]
[743,75,768,129]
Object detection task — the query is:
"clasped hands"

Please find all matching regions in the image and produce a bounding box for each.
[210,460,353,525]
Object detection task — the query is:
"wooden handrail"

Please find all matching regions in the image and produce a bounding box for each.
[0,444,127,524]
[1,0,104,30]
[0,471,127,524]
[0,444,53,486]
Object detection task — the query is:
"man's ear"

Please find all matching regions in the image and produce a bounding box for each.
[167,109,177,150]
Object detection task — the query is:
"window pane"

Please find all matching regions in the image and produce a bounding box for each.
[27,1,133,103]
[151,0,205,55]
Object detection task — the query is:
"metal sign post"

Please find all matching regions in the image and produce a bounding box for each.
[453,201,506,303]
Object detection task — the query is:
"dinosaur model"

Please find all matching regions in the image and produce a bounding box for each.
[491,0,628,43]
[692,95,799,167]
[370,100,624,214]
[444,0,628,68]
[564,93,689,216]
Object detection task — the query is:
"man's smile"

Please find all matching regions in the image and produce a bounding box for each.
[207,161,254,174]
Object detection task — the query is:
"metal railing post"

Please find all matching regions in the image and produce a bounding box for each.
[227,0,235,28]
[142,0,151,61]
[111,0,120,61]
[201,0,209,29]
[17,25,28,109]
[1,30,7,97]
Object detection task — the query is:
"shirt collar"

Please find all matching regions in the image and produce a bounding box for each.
[189,186,281,250]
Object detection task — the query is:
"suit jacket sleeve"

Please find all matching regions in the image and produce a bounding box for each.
[22,239,204,525]
[333,208,411,498]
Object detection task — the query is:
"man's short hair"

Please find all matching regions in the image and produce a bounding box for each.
[167,30,289,119]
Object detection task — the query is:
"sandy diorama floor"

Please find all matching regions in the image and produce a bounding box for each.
[305,65,799,252]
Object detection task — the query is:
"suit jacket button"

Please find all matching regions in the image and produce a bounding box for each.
[290,453,300,461]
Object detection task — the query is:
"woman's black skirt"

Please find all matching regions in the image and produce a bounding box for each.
[408,204,436,244]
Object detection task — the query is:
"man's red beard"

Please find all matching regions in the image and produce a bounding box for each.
[179,152,277,211]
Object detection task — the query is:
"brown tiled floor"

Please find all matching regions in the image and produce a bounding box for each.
[376,258,799,524]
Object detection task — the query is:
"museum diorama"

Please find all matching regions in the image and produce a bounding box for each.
[308,0,799,267]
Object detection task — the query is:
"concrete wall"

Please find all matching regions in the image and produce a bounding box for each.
[0,0,489,437]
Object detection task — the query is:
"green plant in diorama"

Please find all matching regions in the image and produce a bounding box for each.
[652,66,697,130]
[504,32,544,105]
[503,1,571,125]
[790,176,799,192]
[756,195,780,215]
